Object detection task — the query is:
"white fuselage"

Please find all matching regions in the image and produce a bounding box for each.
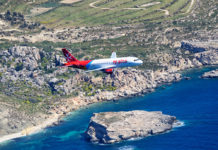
[86,57,143,70]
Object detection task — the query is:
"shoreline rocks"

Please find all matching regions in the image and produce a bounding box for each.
[85,110,177,144]
[201,69,218,78]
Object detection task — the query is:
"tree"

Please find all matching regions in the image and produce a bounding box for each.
[15,62,23,71]
[18,12,24,18]
[5,10,11,16]
[41,26,46,30]
[12,12,17,17]
[19,22,28,28]
[5,10,12,21]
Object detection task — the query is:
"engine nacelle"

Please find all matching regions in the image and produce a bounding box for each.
[103,68,113,74]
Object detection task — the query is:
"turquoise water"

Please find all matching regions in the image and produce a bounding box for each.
[1,67,218,150]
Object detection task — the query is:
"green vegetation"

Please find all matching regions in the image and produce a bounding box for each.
[82,83,94,96]
[0,80,50,103]
[15,62,24,71]
[105,85,117,91]
[0,0,58,13]
[0,0,194,27]
[0,91,47,114]
[33,0,193,27]
[82,82,117,96]
[0,0,216,113]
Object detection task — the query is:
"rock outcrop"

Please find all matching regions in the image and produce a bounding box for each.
[181,40,218,53]
[201,69,218,78]
[85,110,176,144]
[194,50,218,65]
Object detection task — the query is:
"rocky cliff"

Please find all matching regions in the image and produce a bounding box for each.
[201,69,218,78]
[85,111,176,144]
[0,40,217,138]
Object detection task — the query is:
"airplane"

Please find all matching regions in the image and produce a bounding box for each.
[61,48,143,74]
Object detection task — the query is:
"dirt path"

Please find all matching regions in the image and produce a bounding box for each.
[159,9,170,15]
[89,0,111,10]
[60,0,82,4]
[141,2,161,7]
[186,0,195,14]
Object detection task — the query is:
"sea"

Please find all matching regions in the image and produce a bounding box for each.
[0,67,218,150]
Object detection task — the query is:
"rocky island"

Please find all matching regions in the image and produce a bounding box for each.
[85,111,177,144]
[201,69,218,78]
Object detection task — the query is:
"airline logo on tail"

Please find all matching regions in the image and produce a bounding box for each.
[60,48,143,74]
[62,48,78,62]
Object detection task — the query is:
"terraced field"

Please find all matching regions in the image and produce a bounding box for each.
[0,0,194,27]
[28,0,194,27]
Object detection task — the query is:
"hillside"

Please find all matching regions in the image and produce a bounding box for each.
[1,0,196,27]
[0,0,217,139]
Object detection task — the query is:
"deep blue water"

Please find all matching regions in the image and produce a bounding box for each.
[1,67,218,150]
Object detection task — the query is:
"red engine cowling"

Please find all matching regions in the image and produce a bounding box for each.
[103,68,113,74]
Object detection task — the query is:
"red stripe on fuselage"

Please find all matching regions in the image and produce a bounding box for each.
[63,60,92,69]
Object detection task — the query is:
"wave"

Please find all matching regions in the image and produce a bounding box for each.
[128,137,143,141]
[173,120,185,128]
[118,145,136,150]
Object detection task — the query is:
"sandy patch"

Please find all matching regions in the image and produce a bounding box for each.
[0,36,20,42]
[159,9,169,15]
[60,0,82,4]
[0,20,10,30]
[141,2,161,7]
[123,8,146,10]
[54,48,63,51]
[0,20,5,26]
[30,7,53,17]
[0,115,59,143]
[186,0,195,14]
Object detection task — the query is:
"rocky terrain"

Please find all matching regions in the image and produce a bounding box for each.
[0,45,181,138]
[0,19,132,43]
[85,110,177,144]
[0,39,217,139]
[0,98,47,136]
[201,69,218,78]
[0,0,217,142]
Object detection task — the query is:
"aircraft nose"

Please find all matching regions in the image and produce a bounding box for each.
[138,60,143,65]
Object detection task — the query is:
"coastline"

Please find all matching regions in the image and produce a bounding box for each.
[0,70,181,143]
[0,66,217,144]
[0,48,217,144]
[0,114,60,143]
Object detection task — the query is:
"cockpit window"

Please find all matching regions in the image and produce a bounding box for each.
[134,59,140,61]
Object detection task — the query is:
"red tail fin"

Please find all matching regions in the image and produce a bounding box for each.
[62,48,78,62]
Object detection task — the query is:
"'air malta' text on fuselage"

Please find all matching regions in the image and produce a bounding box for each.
[113,59,127,64]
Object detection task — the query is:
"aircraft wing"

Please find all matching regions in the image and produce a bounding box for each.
[85,65,116,72]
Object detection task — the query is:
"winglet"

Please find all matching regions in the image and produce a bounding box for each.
[111,51,116,58]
